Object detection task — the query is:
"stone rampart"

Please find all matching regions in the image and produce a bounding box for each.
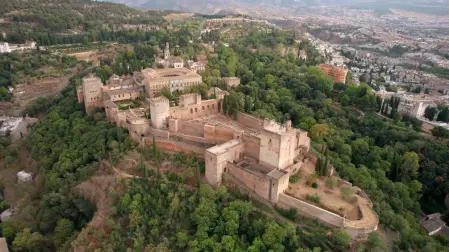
[344,204,379,239]
[227,162,270,201]
[178,120,205,136]
[144,137,204,155]
[148,128,170,139]
[277,193,345,227]
[236,112,264,129]
[174,133,216,144]
[213,125,236,143]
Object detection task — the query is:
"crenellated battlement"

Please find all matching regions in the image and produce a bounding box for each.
[149,96,170,105]
[179,93,197,99]
[179,93,201,106]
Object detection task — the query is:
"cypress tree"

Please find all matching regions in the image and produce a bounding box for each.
[195,163,201,190]
[222,95,228,116]
[152,135,161,177]
[323,153,329,177]
[316,157,322,175]
[244,96,252,112]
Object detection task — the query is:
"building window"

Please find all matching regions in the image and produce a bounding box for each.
[190,108,193,113]
[202,106,205,110]
[212,104,215,109]
[195,108,198,112]
[207,105,210,109]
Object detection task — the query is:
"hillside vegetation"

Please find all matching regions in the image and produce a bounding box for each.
[0,0,168,42]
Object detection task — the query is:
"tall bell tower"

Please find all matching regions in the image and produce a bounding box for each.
[164,42,170,60]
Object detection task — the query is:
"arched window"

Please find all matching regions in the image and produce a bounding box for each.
[207,105,210,109]
[190,108,193,113]
[195,108,198,112]
[202,106,205,110]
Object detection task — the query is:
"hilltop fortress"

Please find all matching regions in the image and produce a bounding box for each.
[77,68,378,239]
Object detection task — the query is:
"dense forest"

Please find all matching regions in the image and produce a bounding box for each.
[199,34,449,250]
[87,177,358,251]
[0,0,170,44]
[0,77,135,251]
[0,0,167,31]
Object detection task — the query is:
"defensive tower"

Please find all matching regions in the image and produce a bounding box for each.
[149,96,170,129]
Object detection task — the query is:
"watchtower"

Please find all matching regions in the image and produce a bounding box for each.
[149,96,170,129]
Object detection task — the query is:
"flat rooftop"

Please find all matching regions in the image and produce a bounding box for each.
[206,139,243,155]
[141,68,200,80]
[267,169,288,180]
[107,87,140,96]
[188,114,261,136]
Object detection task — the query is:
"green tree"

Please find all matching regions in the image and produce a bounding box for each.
[310,124,329,139]
[151,135,162,177]
[431,126,449,138]
[341,94,350,106]
[331,229,350,251]
[176,232,188,248]
[53,218,73,248]
[367,232,384,251]
[13,228,46,252]
[437,107,449,122]
[244,96,252,112]
[424,106,438,121]
[399,152,419,182]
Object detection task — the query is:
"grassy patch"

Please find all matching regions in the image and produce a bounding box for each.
[115,99,141,110]
[306,194,321,204]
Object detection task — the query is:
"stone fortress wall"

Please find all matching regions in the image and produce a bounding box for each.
[78,69,378,239]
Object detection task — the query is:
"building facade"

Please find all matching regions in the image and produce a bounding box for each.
[319,64,348,84]
[141,68,202,98]
[77,73,145,113]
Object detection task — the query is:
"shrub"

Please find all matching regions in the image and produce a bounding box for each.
[340,186,355,201]
[289,173,301,183]
[312,182,318,188]
[0,201,9,212]
[326,177,338,189]
[306,173,318,186]
[306,194,321,204]
[349,195,358,203]
[274,205,298,221]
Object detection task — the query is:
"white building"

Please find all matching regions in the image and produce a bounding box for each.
[0,42,11,53]
[185,60,205,73]
[398,95,437,117]
[0,41,36,54]
[17,171,33,182]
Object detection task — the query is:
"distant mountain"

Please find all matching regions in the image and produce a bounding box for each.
[138,0,243,14]
[101,0,449,15]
